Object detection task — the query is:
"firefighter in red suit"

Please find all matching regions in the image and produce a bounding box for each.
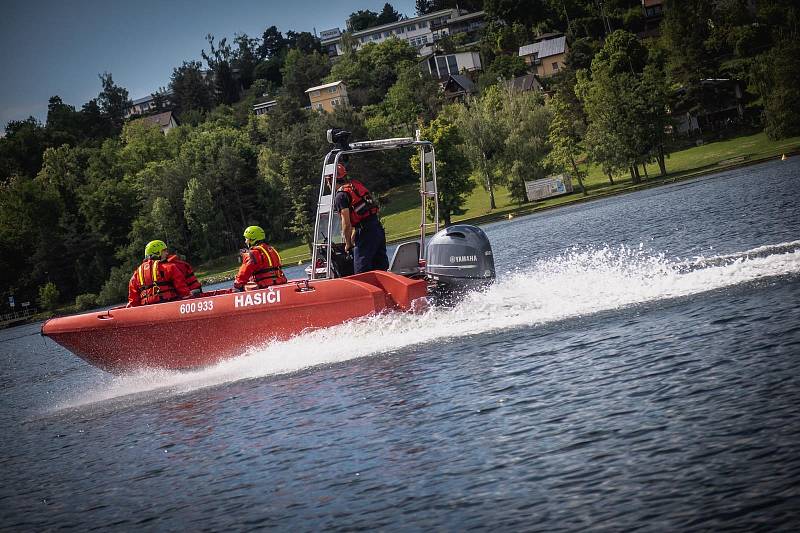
[166,253,202,296]
[128,240,190,307]
[234,226,288,291]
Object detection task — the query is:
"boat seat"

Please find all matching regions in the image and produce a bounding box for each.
[389,241,421,276]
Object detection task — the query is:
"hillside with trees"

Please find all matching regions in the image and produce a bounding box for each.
[1,0,797,313]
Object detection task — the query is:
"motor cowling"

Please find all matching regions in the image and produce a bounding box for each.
[426,225,495,290]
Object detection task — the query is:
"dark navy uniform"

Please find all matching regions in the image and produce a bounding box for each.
[334,178,389,274]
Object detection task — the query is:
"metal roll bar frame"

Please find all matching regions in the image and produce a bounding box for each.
[310,136,439,280]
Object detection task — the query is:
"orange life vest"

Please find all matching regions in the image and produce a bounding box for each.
[338,178,379,226]
[245,244,287,288]
[135,259,179,304]
[167,254,201,292]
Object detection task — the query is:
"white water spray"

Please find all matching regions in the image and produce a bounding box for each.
[57,241,800,410]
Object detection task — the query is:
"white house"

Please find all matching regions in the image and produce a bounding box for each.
[253,100,278,116]
[321,9,485,58]
[421,51,482,80]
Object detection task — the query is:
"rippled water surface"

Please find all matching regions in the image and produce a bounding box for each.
[2,158,800,531]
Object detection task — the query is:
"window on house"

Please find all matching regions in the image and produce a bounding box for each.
[397,27,404,33]
[315,103,324,110]
[421,35,428,44]
[384,31,392,38]
[312,90,321,97]
[436,56,448,77]
[552,62,559,71]
[419,21,427,28]
[447,55,459,74]
[328,86,337,93]
[408,24,416,31]
[373,34,381,41]
[331,99,340,107]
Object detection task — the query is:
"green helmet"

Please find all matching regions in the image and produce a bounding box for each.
[243,225,266,242]
[145,239,167,257]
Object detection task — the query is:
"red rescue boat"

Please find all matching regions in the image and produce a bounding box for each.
[42,133,495,373]
[42,272,427,373]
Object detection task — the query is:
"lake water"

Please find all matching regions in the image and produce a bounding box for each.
[2,158,800,531]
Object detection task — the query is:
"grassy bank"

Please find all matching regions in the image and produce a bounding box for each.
[196,131,800,284]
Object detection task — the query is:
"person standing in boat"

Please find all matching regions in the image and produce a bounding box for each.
[329,163,388,274]
[233,226,287,291]
[127,240,191,307]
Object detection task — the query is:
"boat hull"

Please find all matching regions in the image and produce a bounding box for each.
[42,272,427,373]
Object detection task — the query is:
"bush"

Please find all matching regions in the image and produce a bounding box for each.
[74,293,99,311]
[98,266,131,306]
[37,282,60,311]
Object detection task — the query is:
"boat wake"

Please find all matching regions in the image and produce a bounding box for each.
[55,240,800,411]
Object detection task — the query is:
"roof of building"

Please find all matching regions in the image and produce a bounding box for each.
[253,99,278,109]
[445,10,486,23]
[444,74,476,94]
[504,74,542,93]
[321,8,458,43]
[305,80,345,93]
[419,49,477,62]
[133,110,176,128]
[132,95,154,105]
[519,36,567,59]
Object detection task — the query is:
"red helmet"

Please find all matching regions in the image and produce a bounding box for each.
[326,163,347,179]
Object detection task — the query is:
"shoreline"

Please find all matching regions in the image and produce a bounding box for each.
[13,149,796,326]
[200,149,798,285]
[447,150,798,228]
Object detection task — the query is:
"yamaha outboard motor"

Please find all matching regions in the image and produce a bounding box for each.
[426,225,495,295]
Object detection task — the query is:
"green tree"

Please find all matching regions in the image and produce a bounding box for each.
[376,3,401,25]
[417,0,483,15]
[258,26,287,59]
[169,60,215,118]
[45,96,81,147]
[0,117,48,179]
[348,10,379,31]
[484,0,553,27]
[233,33,260,90]
[547,92,587,195]
[378,62,443,135]
[478,54,529,91]
[281,49,331,104]
[577,30,668,183]
[38,282,60,311]
[97,72,131,133]
[286,31,323,54]
[458,86,508,210]
[413,107,473,226]
[150,88,171,112]
[660,0,717,90]
[0,176,61,304]
[501,88,553,203]
[326,38,418,107]
[254,56,284,87]
[203,35,241,105]
[759,39,800,139]
[183,178,216,258]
